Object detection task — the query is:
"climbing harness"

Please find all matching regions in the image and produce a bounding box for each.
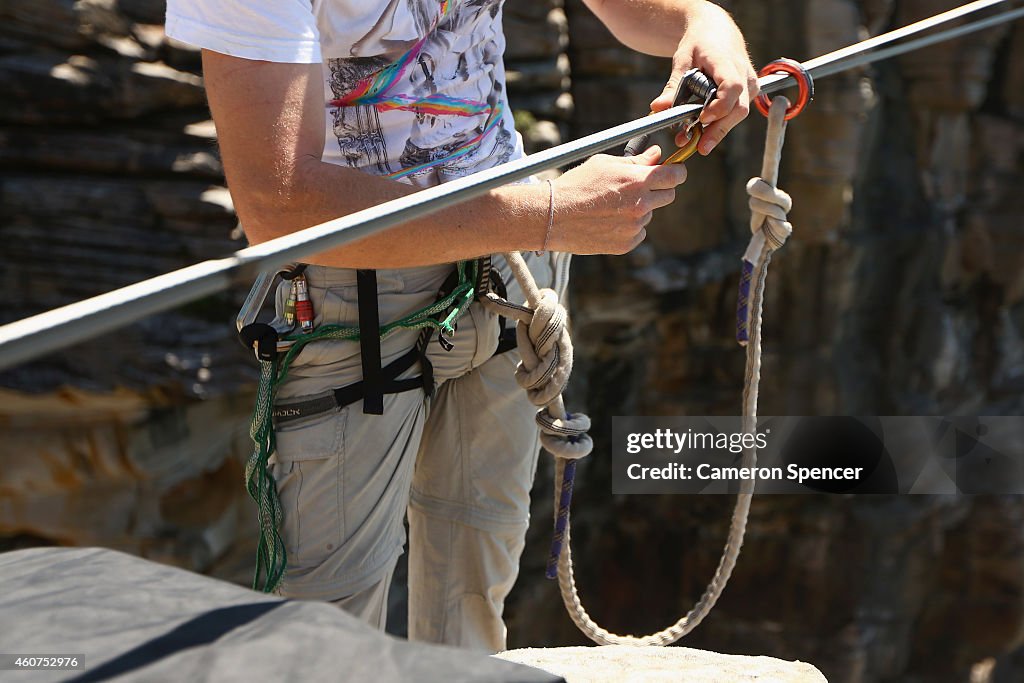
[238,260,486,591]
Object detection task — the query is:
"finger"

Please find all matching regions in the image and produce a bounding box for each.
[614,225,647,254]
[643,188,678,211]
[650,78,680,113]
[698,97,749,155]
[748,73,761,101]
[700,78,743,126]
[673,126,698,148]
[626,226,649,253]
[650,53,694,112]
[626,145,662,165]
[646,163,688,189]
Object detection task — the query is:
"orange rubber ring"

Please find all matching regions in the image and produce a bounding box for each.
[755,58,813,120]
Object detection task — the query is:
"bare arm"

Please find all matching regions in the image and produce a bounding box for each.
[583,0,758,156]
[203,52,545,268]
[202,51,688,268]
[582,0,707,56]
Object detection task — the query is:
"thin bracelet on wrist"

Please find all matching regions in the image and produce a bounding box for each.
[537,178,555,254]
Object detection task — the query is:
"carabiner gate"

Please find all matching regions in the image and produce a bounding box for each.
[236,264,307,361]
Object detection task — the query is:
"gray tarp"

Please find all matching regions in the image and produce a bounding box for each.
[0,547,561,682]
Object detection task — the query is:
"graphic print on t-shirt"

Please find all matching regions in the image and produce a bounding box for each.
[328,56,394,175]
[326,0,514,183]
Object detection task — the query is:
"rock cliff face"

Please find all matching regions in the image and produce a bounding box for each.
[2,1,1024,682]
[0,0,259,577]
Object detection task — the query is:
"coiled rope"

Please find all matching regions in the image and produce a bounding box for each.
[484,96,793,645]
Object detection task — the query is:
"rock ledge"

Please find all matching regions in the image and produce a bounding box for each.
[495,645,827,682]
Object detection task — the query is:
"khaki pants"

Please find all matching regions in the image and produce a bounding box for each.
[268,252,563,652]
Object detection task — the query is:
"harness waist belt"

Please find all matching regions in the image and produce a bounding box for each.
[273,345,422,427]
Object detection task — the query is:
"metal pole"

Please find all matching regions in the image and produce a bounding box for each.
[0,104,702,371]
[0,0,1022,370]
[759,0,1020,93]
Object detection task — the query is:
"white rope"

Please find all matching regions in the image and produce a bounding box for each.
[487,96,794,646]
[482,255,593,460]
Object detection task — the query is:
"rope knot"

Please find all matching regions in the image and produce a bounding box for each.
[746,176,792,250]
[537,407,593,459]
[514,287,573,407]
[480,259,592,463]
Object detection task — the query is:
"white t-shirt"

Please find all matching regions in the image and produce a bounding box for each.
[166,0,523,186]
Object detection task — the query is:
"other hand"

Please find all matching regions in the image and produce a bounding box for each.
[546,146,687,255]
[650,4,758,156]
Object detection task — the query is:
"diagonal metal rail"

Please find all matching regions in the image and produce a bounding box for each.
[0,0,1021,371]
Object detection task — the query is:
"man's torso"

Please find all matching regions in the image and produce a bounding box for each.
[316,0,521,186]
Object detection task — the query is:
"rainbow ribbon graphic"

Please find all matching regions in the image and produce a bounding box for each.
[329,0,504,179]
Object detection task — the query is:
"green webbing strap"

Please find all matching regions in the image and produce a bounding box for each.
[246,261,477,593]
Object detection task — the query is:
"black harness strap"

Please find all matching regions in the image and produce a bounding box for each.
[489,267,518,357]
[331,345,422,414]
[356,269,384,415]
[274,346,424,427]
[495,326,518,356]
[275,259,513,426]
[416,327,437,399]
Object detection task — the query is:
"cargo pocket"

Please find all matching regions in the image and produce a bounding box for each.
[271,409,346,568]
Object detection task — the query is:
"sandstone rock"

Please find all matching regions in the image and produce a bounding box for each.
[570,47,667,81]
[0,125,221,178]
[503,9,566,61]
[523,119,563,152]
[1003,23,1024,119]
[0,52,204,125]
[495,646,827,682]
[118,0,168,25]
[0,386,255,571]
[897,0,1011,111]
[0,0,133,52]
[502,0,553,23]
[507,54,570,92]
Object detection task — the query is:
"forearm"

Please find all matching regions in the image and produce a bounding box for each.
[584,0,725,57]
[236,159,550,269]
[202,51,547,269]
[202,52,685,266]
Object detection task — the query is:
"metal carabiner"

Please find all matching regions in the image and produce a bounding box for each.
[662,120,703,164]
[623,68,717,163]
[236,264,304,361]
